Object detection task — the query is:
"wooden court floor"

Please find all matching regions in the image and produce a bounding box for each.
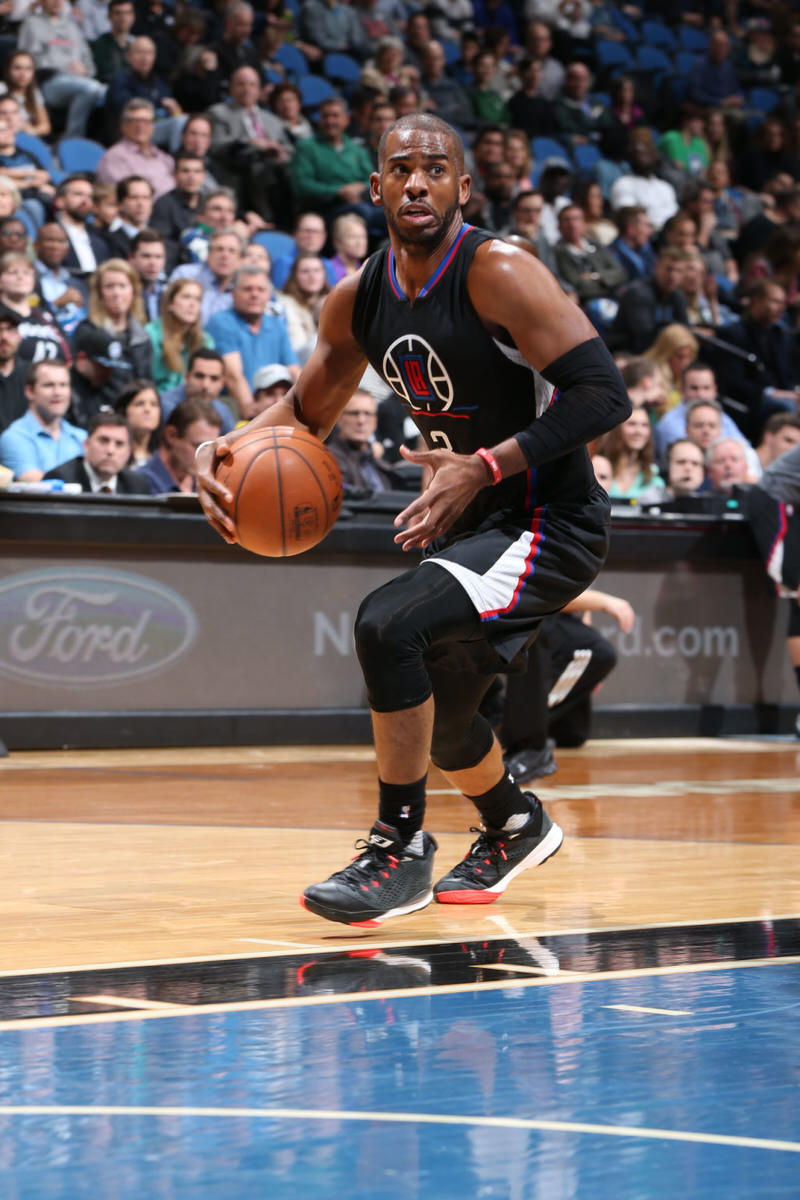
[1,736,798,975]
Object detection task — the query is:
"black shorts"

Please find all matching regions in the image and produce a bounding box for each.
[421,485,611,672]
[740,486,800,596]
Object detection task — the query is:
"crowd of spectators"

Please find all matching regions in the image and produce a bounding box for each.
[0,0,797,501]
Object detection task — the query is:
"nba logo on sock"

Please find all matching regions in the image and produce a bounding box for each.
[400,805,410,818]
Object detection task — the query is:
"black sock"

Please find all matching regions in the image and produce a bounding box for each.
[378,775,427,844]
[466,771,539,832]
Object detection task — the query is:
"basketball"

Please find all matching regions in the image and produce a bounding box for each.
[215,426,343,558]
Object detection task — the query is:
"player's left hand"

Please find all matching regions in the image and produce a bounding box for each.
[393,445,488,550]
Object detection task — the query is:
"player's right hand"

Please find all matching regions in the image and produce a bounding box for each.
[195,439,237,544]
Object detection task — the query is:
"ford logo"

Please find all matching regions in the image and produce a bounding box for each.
[0,568,197,687]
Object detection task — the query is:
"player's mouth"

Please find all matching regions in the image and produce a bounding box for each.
[399,204,435,225]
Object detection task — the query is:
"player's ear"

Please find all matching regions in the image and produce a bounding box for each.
[459,173,471,206]
[369,171,382,206]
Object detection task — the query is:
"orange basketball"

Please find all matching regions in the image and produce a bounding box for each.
[215,426,343,557]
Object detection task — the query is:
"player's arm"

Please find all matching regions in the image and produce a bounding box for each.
[196,273,368,541]
[395,243,630,550]
[562,589,635,632]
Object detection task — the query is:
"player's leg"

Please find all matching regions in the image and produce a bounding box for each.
[300,565,479,926]
[427,663,563,904]
[789,602,800,737]
[500,632,558,782]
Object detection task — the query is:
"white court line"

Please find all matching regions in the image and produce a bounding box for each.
[429,777,800,800]
[606,1004,693,1017]
[0,1105,797,1154]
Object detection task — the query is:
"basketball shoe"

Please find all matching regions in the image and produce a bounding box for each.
[300,821,437,927]
[433,794,562,905]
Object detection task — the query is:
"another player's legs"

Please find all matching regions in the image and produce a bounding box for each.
[427,661,562,904]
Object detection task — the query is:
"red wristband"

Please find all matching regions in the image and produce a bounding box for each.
[475,446,502,485]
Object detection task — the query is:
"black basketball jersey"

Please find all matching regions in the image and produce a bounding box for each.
[351,225,594,540]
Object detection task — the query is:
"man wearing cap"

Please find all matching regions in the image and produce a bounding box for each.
[68,325,134,429]
[0,360,86,481]
[44,411,151,494]
[251,364,293,418]
[160,348,234,433]
[0,307,26,435]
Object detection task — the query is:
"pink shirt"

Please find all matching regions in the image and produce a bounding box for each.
[95,139,175,200]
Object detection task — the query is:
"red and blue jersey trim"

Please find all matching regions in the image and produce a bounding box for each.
[387,224,473,301]
[766,501,788,594]
[480,503,547,621]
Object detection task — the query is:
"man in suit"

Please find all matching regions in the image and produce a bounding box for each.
[208,65,292,226]
[45,411,151,494]
[53,174,111,280]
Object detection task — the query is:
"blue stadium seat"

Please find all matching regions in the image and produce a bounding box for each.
[322,53,362,87]
[15,131,53,170]
[635,45,673,75]
[275,43,309,80]
[749,88,779,113]
[57,137,105,174]
[440,38,460,65]
[573,143,601,177]
[674,50,700,77]
[531,136,571,165]
[299,75,336,109]
[608,8,639,42]
[254,230,296,258]
[641,20,677,52]
[595,39,634,74]
[678,27,708,53]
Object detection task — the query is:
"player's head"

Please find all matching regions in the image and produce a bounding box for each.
[372,115,469,251]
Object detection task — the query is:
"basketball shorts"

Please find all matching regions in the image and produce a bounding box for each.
[740,485,800,596]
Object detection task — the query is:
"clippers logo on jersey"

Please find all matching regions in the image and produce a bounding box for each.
[382,334,454,412]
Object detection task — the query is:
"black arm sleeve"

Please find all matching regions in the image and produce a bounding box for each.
[514,336,631,468]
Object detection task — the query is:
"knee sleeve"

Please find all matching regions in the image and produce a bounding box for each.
[430,708,495,773]
[355,566,478,713]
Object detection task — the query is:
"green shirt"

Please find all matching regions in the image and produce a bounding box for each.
[290,134,374,206]
[658,131,710,175]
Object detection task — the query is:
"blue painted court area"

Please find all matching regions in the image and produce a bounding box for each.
[1,963,798,1199]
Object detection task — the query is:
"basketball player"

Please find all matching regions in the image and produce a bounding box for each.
[196,115,630,926]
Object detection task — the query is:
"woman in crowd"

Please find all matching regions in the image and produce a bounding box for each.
[146,278,213,393]
[504,129,534,194]
[0,52,50,140]
[280,252,331,364]
[596,406,665,501]
[738,117,800,193]
[270,83,313,146]
[573,178,617,245]
[328,213,368,283]
[658,103,710,178]
[642,324,699,411]
[681,249,734,330]
[360,37,413,98]
[0,176,22,226]
[114,378,162,466]
[0,251,70,362]
[83,259,152,379]
[704,109,732,166]
[609,75,644,133]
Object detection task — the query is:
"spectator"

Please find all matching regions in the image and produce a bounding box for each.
[680,182,739,286]
[419,40,475,131]
[680,249,734,331]
[68,322,138,427]
[620,356,668,423]
[179,115,218,191]
[146,277,214,393]
[469,50,510,126]
[388,85,422,119]
[205,264,298,419]
[507,60,554,140]
[360,37,414,98]
[536,162,572,246]
[54,174,111,281]
[653,362,757,468]
[44,410,150,494]
[0,51,50,140]
[608,75,644,134]
[402,11,432,73]
[300,0,366,58]
[591,451,613,490]
[172,227,243,326]
[707,436,751,495]
[129,229,168,323]
[208,65,292,228]
[609,205,655,282]
[756,412,800,470]
[573,179,617,246]
[280,252,331,364]
[251,363,293,417]
[642,322,699,411]
[715,281,800,435]
[114,376,162,465]
[159,347,233,432]
[291,99,377,229]
[91,0,136,84]
[596,406,664,501]
[0,102,52,227]
[107,36,184,147]
[611,250,689,355]
[82,257,152,379]
[504,130,534,195]
[553,203,626,303]
[0,307,25,433]
[552,61,610,149]
[95,99,176,201]
[736,17,781,91]
[178,188,246,265]
[0,360,85,481]
[17,0,105,138]
[741,225,800,323]
[328,212,368,282]
[658,104,711,179]
[33,223,87,340]
[359,100,397,170]
[705,108,733,167]
[91,183,119,242]
[0,183,22,238]
[271,212,337,290]
[151,152,207,261]
[609,129,679,232]
[171,38,224,117]
[212,1,262,81]
[270,83,314,148]
[637,438,707,506]
[521,22,565,101]
[328,388,400,493]
[0,252,71,365]
[706,160,754,238]
[687,30,744,111]
[735,185,800,267]
[136,395,222,493]
[479,160,518,233]
[738,118,800,197]
[105,176,155,259]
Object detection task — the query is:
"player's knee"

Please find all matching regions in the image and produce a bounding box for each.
[431,712,494,773]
